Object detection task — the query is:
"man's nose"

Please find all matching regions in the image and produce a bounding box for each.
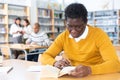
[71,28,76,33]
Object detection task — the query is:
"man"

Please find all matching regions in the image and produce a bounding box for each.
[40,3,120,77]
[26,23,50,61]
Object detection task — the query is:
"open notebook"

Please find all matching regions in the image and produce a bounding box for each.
[0,66,13,74]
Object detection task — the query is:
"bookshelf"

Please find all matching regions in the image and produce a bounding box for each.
[0,3,7,42]
[37,8,52,31]
[87,12,94,26]
[90,10,120,44]
[37,8,65,40]
[37,8,54,40]
[53,10,65,39]
[54,10,65,33]
[0,3,30,42]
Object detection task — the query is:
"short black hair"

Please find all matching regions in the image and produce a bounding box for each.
[15,17,22,27]
[65,3,88,23]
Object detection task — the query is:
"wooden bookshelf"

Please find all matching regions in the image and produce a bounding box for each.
[37,8,65,40]
[0,3,7,42]
[37,8,54,40]
[53,10,65,39]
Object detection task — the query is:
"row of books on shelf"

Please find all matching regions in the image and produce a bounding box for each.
[88,10,119,20]
[39,19,64,24]
[38,9,51,18]
[38,19,51,26]
[88,20,94,25]
[107,32,118,39]
[38,9,65,19]
[0,27,6,34]
[40,26,64,32]
[112,39,119,44]
[54,24,64,27]
[54,20,64,26]
[0,10,27,17]
[95,19,117,25]
[2,0,30,6]
[0,16,5,24]
[40,26,51,32]
[0,35,5,41]
[0,9,6,15]
[8,10,26,16]
[54,11,64,19]
[8,5,27,16]
[87,12,93,19]
[98,26,117,32]
[94,10,117,17]
[8,18,16,24]
[39,19,51,23]
[54,27,64,32]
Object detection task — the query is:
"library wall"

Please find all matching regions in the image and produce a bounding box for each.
[88,10,120,45]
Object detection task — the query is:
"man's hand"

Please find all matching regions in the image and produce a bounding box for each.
[69,65,91,77]
[53,58,71,69]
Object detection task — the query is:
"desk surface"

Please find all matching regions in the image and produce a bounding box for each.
[2,59,120,80]
[0,44,48,50]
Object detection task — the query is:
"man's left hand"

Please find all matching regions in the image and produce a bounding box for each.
[69,65,91,77]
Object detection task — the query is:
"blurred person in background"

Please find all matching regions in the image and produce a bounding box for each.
[22,19,32,44]
[10,17,23,43]
[9,17,23,59]
[26,23,51,62]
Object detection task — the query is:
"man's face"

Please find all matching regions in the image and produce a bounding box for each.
[33,26,40,33]
[66,18,87,38]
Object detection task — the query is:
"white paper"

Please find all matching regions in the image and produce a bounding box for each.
[0,72,8,80]
[40,65,60,78]
[0,66,13,74]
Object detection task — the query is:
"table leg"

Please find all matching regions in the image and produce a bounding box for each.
[23,50,28,60]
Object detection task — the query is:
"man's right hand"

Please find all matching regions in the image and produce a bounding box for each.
[53,58,71,69]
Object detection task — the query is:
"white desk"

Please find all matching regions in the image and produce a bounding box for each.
[2,59,120,80]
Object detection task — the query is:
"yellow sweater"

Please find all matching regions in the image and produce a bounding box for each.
[40,25,120,74]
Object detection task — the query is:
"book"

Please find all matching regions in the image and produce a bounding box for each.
[0,66,13,74]
[40,65,75,78]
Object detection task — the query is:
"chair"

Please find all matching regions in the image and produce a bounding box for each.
[0,42,13,59]
[0,46,12,59]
